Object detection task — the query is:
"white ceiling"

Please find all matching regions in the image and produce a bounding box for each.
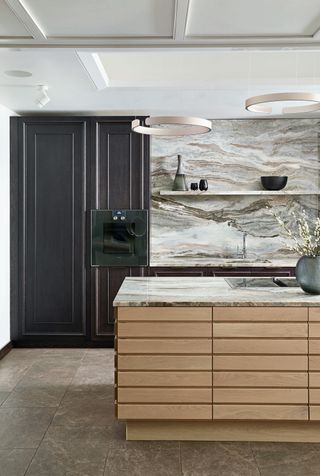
[1,0,320,47]
[1,1,320,117]
[1,48,320,118]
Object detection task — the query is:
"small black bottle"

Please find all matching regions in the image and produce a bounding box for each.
[199,179,208,191]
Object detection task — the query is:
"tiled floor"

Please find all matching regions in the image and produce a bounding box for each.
[0,349,320,476]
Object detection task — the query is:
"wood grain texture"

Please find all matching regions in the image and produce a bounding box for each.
[118,307,212,321]
[309,308,320,321]
[213,339,307,355]
[118,404,212,420]
[213,372,308,388]
[213,388,308,404]
[117,355,212,371]
[118,371,212,387]
[213,323,307,338]
[117,338,212,354]
[213,355,308,371]
[310,406,320,420]
[118,321,212,338]
[309,389,320,404]
[126,420,320,442]
[118,387,212,403]
[213,404,308,420]
[309,324,320,338]
[309,356,320,371]
[309,373,320,387]
[309,340,320,355]
[213,307,308,322]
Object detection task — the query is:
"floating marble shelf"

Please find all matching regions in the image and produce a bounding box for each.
[159,190,320,196]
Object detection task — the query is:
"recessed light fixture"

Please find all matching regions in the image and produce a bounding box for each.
[132,116,212,136]
[35,85,50,108]
[4,70,32,78]
[245,92,320,114]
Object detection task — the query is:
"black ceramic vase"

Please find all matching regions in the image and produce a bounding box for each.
[199,179,208,191]
[295,256,320,294]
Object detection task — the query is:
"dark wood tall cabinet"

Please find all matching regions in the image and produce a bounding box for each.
[11,116,149,346]
[90,119,149,341]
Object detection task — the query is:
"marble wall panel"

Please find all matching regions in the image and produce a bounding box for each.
[151,119,320,266]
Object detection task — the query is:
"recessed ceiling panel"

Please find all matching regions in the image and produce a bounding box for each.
[186,0,320,37]
[23,0,174,37]
[0,0,32,37]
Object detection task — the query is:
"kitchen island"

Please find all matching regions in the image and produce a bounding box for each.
[114,277,320,442]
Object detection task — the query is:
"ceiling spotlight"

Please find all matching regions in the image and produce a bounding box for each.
[36,85,50,108]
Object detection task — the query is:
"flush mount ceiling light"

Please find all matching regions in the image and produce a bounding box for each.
[131,116,212,136]
[35,85,50,108]
[245,92,320,114]
[4,70,32,78]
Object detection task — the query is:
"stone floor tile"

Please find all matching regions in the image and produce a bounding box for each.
[26,425,111,476]
[51,396,115,427]
[252,442,320,476]
[0,364,30,392]
[104,441,181,476]
[71,364,114,386]
[0,391,10,405]
[0,448,36,476]
[2,385,66,408]
[181,441,260,476]
[0,407,56,449]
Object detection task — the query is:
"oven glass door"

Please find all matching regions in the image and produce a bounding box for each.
[91,210,148,267]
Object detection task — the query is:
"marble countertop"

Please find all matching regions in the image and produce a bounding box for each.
[113,277,320,307]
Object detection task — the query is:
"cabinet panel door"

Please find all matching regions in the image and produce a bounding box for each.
[18,121,87,336]
[90,119,149,339]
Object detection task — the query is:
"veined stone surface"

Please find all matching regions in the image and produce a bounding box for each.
[113,276,320,307]
[151,119,320,267]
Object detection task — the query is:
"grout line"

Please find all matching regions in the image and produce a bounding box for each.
[250,442,262,476]
[178,441,183,476]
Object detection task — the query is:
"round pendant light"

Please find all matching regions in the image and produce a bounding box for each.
[245,92,320,114]
[131,116,212,136]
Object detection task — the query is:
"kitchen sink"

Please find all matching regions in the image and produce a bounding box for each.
[224,277,299,289]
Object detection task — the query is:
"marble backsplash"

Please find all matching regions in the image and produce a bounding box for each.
[150,119,320,267]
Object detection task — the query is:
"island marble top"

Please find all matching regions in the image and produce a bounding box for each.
[113,277,320,307]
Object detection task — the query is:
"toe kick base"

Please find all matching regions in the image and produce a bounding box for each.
[126,421,320,442]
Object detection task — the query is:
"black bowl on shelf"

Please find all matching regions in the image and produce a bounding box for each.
[260,176,288,191]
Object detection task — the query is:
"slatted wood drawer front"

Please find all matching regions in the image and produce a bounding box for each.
[309,308,320,420]
[117,355,211,371]
[117,404,212,420]
[117,371,212,387]
[212,307,308,421]
[116,306,213,421]
[118,388,212,403]
[117,338,212,354]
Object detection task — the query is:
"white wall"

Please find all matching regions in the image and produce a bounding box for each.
[0,104,13,350]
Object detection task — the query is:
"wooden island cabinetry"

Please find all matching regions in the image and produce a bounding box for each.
[115,302,320,441]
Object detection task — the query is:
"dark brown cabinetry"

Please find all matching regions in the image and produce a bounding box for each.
[11,117,149,346]
[90,119,149,340]
[11,118,89,344]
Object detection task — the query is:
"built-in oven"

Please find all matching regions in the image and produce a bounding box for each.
[90,209,148,267]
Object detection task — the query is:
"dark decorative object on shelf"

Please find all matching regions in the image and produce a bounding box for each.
[296,256,320,295]
[199,179,208,191]
[191,182,198,191]
[261,176,288,191]
[172,154,188,191]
